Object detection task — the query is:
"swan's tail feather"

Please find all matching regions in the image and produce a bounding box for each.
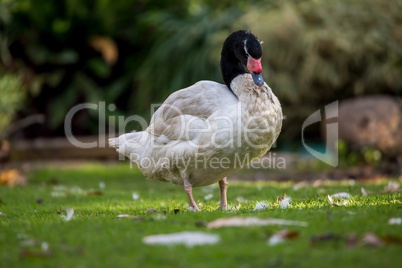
[108,132,150,159]
[108,137,119,149]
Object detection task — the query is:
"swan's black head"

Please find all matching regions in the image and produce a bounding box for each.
[220,30,264,90]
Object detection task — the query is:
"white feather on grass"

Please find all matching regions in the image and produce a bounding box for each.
[331,192,351,198]
[143,232,220,247]
[388,218,402,225]
[361,187,368,196]
[279,196,292,209]
[207,217,308,228]
[61,208,74,221]
[132,192,140,200]
[204,194,213,200]
[253,201,269,211]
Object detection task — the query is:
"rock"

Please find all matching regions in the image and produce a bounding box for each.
[325,96,402,158]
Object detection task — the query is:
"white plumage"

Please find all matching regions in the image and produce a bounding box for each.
[109,30,282,211]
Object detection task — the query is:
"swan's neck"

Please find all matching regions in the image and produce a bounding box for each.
[220,51,246,90]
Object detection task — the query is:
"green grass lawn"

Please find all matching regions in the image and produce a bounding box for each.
[0,164,401,268]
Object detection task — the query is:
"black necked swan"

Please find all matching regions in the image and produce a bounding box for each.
[109,30,282,211]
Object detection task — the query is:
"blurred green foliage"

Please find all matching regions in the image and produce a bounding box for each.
[337,140,382,167]
[0,0,248,136]
[0,0,401,141]
[0,72,25,132]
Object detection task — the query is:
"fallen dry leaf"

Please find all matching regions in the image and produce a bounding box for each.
[310,233,343,244]
[143,231,220,247]
[147,208,159,213]
[46,178,59,185]
[86,190,103,196]
[382,234,402,245]
[362,232,383,247]
[277,195,285,201]
[20,249,51,258]
[19,240,51,258]
[385,181,399,192]
[268,230,299,246]
[89,36,118,65]
[0,169,26,187]
[207,217,308,229]
[308,232,402,248]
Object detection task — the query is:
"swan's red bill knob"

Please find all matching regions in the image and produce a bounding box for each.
[247,57,264,86]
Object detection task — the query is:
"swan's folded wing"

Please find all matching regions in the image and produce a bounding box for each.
[148,81,237,141]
